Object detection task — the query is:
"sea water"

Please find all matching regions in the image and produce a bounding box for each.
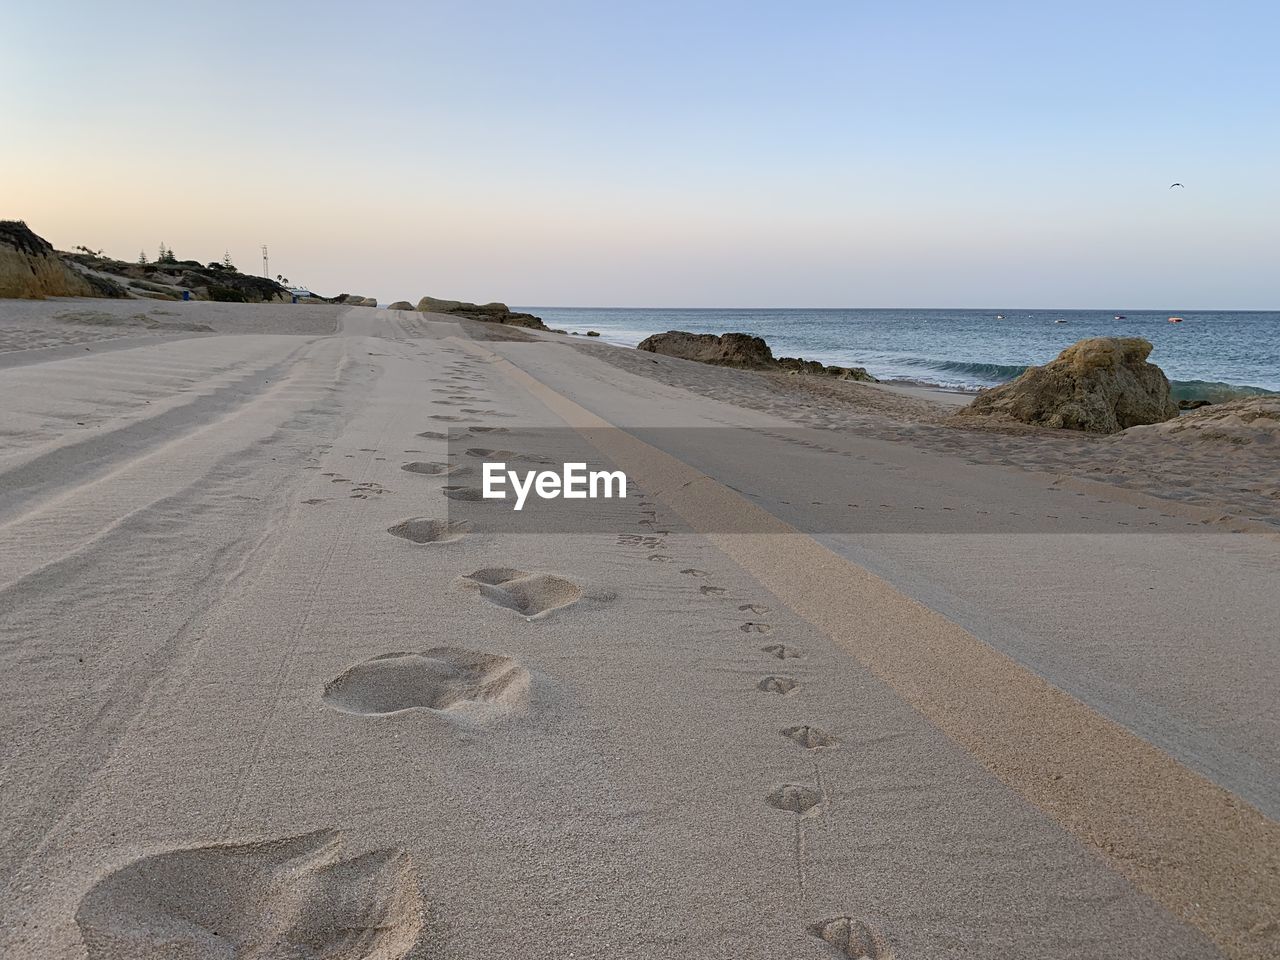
[524,307,1280,402]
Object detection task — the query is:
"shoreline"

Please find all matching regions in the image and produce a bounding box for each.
[534,313,1280,402]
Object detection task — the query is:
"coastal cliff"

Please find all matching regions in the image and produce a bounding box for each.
[0,221,126,300]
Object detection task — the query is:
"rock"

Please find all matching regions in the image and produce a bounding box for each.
[637,330,877,381]
[1,221,126,299]
[415,296,548,330]
[637,331,775,368]
[1121,396,1280,447]
[1179,399,1213,410]
[335,293,377,307]
[387,300,415,311]
[957,337,1179,434]
[776,355,876,382]
[585,330,601,337]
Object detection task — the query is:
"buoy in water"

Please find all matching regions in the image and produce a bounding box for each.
[1168,316,1184,323]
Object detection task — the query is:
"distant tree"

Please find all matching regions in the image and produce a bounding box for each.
[223,250,235,270]
[73,244,103,257]
[138,250,149,264]
[157,242,176,264]
[276,274,290,285]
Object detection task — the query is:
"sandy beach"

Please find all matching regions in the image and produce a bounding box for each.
[1,299,1277,959]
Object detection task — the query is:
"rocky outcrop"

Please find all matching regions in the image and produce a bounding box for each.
[636,330,876,381]
[1120,396,1280,447]
[336,294,377,307]
[180,270,289,303]
[59,250,288,303]
[956,337,1179,434]
[638,331,773,368]
[387,300,415,311]
[415,296,548,330]
[1,221,126,299]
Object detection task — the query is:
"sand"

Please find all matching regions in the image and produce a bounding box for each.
[0,298,1275,959]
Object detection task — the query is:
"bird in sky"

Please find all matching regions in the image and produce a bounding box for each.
[1169,182,1185,189]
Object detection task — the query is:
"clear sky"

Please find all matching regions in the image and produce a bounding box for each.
[4,1,1278,308]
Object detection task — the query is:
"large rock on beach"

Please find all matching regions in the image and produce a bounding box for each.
[0,220,126,299]
[637,330,877,381]
[637,330,774,368]
[415,296,548,330]
[386,300,415,311]
[957,337,1179,434]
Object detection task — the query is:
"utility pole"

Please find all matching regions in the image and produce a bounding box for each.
[261,244,269,278]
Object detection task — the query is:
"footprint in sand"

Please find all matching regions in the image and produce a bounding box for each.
[808,917,892,959]
[323,647,530,718]
[647,554,672,563]
[761,643,801,659]
[469,426,507,435]
[680,568,709,578]
[699,585,726,596]
[75,831,426,960]
[781,725,839,749]
[765,782,824,815]
[416,430,452,440]
[740,622,773,634]
[428,414,467,422]
[442,485,489,502]
[301,498,328,505]
[617,534,664,548]
[400,461,459,476]
[387,518,469,544]
[462,567,585,619]
[757,676,800,695]
[739,603,772,615]
[461,408,514,418]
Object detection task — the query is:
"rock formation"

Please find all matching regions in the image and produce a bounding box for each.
[636,330,876,381]
[1120,396,1280,447]
[415,296,548,330]
[336,294,377,307]
[1,221,126,299]
[956,337,1179,434]
[387,300,415,311]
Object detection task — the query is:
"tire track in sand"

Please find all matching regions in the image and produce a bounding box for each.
[458,336,1280,960]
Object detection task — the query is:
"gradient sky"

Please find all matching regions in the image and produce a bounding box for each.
[4,1,1278,307]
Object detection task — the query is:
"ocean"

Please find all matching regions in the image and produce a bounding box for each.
[522,308,1280,402]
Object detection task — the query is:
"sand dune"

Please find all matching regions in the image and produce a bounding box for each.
[1,299,1275,959]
